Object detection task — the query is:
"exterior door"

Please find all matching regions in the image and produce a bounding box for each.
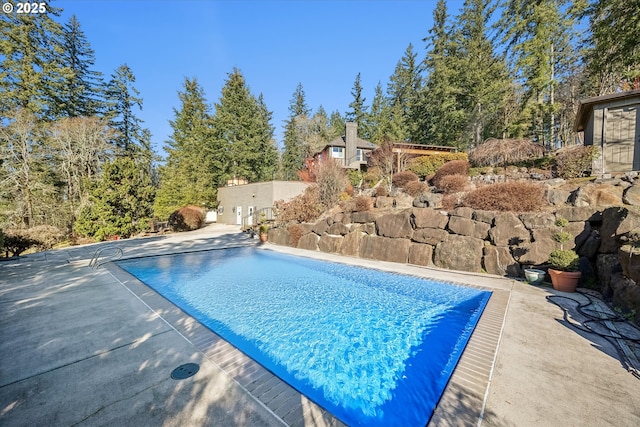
[236,206,242,225]
[247,206,254,226]
[604,106,638,172]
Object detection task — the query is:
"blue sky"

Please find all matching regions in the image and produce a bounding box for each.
[56,0,465,156]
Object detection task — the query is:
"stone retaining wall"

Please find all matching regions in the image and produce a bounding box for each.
[269,205,640,323]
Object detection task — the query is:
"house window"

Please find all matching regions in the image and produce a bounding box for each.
[331,147,345,159]
[217,206,224,214]
[356,149,363,161]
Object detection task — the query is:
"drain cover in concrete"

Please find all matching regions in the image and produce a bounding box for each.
[171,363,199,380]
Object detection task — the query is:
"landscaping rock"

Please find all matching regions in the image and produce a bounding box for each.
[545,189,571,206]
[362,222,376,235]
[413,193,442,208]
[619,243,640,285]
[269,227,290,247]
[408,243,433,267]
[340,231,363,257]
[483,246,521,277]
[569,183,623,207]
[411,228,449,245]
[577,230,601,258]
[514,239,556,266]
[351,211,377,223]
[473,210,496,224]
[376,211,413,238]
[596,253,622,295]
[327,222,349,236]
[312,220,329,235]
[519,212,556,229]
[555,206,602,222]
[489,212,530,247]
[318,234,343,253]
[447,216,490,239]
[599,207,640,253]
[608,272,640,324]
[375,196,394,209]
[411,208,449,229]
[451,206,474,219]
[359,235,410,263]
[434,235,484,273]
[297,233,319,251]
[623,185,640,206]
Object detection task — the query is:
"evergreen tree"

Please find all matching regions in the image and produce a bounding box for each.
[583,0,640,94]
[282,83,310,180]
[74,157,155,240]
[367,82,402,144]
[346,73,369,136]
[416,0,465,147]
[104,64,145,153]
[387,43,422,141]
[0,5,71,119]
[58,15,104,117]
[211,68,276,183]
[256,93,278,180]
[154,77,219,219]
[454,0,511,148]
[328,110,345,141]
[498,0,577,147]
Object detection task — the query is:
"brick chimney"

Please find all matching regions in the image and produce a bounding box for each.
[345,122,357,166]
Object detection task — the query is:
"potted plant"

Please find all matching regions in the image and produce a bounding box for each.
[548,217,581,292]
[258,224,268,243]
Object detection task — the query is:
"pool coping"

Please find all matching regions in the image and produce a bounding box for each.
[104,244,513,427]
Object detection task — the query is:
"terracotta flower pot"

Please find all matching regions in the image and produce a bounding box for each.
[259,233,268,243]
[548,269,581,292]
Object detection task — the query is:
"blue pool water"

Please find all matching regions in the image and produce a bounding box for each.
[117,247,490,426]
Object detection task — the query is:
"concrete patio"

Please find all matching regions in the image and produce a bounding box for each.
[1,224,639,426]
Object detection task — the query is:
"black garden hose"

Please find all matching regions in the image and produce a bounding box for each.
[546,290,640,380]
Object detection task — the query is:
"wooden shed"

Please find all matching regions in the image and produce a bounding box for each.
[575,89,640,174]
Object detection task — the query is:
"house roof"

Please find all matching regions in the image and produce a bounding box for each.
[574,89,640,132]
[324,135,377,150]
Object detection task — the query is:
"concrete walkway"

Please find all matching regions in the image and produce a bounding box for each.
[1,224,639,426]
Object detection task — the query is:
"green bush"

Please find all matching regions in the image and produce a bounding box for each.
[548,249,579,271]
[555,145,598,179]
[406,152,469,179]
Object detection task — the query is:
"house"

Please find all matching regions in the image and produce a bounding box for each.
[575,89,640,174]
[216,180,310,226]
[314,122,376,170]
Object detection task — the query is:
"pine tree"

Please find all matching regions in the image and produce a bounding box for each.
[328,110,345,141]
[387,43,422,141]
[454,0,511,148]
[282,83,311,180]
[346,73,369,136]
[417,0,465,147]
[0,5,71,119]
[74,157,155,240]
[256,93,278,181]
[104,64,145,153]
[368,82,396,144]
[211,68,276,183]
[58,15,104,117]
[154,78,219,219]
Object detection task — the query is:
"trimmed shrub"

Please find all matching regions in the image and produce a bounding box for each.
[373,185,388,197]
[168,206,205,232]
[2,232,39,257]
[288,224,303,247]
[469,138,544,167]
[462,182,547,212]
[274,185,323,224]
[392,171,419,188]
[555,145,598,179]
[432,160,470,187]
[403,181,428,197]
[354,196,373,212]
[436,174,468,194]
[406,152,469,179]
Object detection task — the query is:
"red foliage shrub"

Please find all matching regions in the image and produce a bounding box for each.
[274,186,323,224]
[403,181,428,197]
[462,182,546,212]
[441,194,460,210]
[168,205,205,231]
[392,171,419,188]
[353,196,373,212]
[288,224,303,247]
[436,174,468,194]
[432,160,470,187]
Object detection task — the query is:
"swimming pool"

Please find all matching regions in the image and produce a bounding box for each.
[117,247,491,426]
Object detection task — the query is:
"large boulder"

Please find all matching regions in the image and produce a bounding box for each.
[546,188,571,206]
[569,183,623,207]
[519,212,556,229]
[623,184,640,206]
[447,216,490,239]
[411,228,449,245]
[376,211,413,238]
[608,273,640,324]
[577,230,601,258]
[408,243,433,267]
[351,211,378,224]
[360,235,410,263]
[619,243,640,285]
[514,240,556,266]
[327,222,350,236]
[433,235,484,273]
[411,208,449,229]
[451,206,474,219]
[340,231,364,257]
[599,207,640,253]
[473,210,496,224]
[597,253,622,296]
[312,220,329,235]
[297,233,319,251]
[413,193,443,208]
[489,212,530,247]
[483,246,521,277]
[318,234,343,253]
[555,206,602,222]
[269,227,290,246]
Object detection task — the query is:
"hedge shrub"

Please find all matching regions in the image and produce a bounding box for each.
[462,182,546,212]
[392,171,419,188]
[555,145,598,179]
[436,174,468,194]
[168,206,205,232]
[404,181,428,197]
[432,160,470,187]
[406,152,468,179]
